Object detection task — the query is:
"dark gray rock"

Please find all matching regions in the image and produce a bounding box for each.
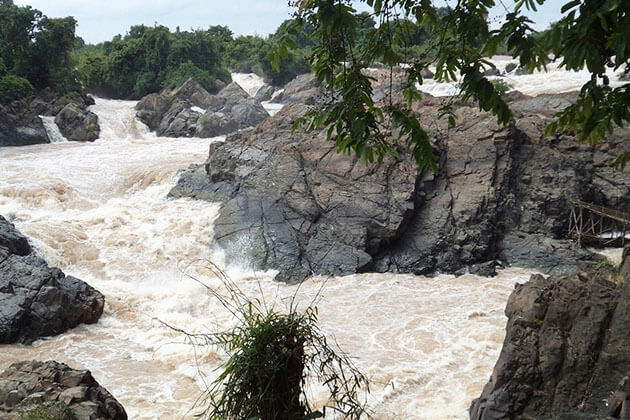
[470,250,630,420]
[0,360,126,419]
[254,85,275,102]
[0,91,98,147]
[171,79,630,280]
[505,63,518,73]
[135,93,170,129]
[484,67,501,77]
[135,81,269,138]
[170,78,214,108]
[158,98,200,137]
[54,103,99,142]
[270,74,323,104]
[0,216,104,344]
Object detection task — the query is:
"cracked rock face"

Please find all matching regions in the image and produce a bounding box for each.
[470,247,630,420]
[170,78,630,281]
[0,360,127,420]
[0,216,104,344]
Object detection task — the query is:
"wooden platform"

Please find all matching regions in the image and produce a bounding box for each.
[568,199,630,247]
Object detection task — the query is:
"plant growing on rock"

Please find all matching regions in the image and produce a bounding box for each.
[176,263,370,420]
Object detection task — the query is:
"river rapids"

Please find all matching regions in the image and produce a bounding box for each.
[0,89,539,419]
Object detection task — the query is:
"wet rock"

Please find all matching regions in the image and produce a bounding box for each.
[0,360,126,419]
[54,103,99,142]
[135,93,169,129]
[158,98,200,137]
[484,67,501,76]
[0,216,104,344]
[170,78,213,107]
[505,63,518,73]
[470,251,630,420]
[254,85,275,102]
[0,91,98,147]
[171,73,630,280]
[135,80,268,138]
[195,82,269,137]
[270,74,323,104]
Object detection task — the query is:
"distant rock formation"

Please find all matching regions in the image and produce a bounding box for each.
[470,246,630,420]
[0,360,127,419]
[135,78,269,138]
[0,215,104,344]
[170,76,630,281]
[0,90,99,147]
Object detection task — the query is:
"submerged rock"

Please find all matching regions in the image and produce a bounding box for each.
[0,216,104,344]
[0,360,127,419]
[470,247,630,420]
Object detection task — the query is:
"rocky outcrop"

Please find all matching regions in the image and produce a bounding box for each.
[0,90,99,147]
[270,74,323,105]
[0,216,104,344]
[171,82,630,281]
[470,247,630,420]
[135,79,269,138]
[0,360,126,420]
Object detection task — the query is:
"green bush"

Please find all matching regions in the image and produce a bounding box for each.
[490,78,513,101]
[0,74,34,103]
[183,264,370,420]
[162,61,217,92]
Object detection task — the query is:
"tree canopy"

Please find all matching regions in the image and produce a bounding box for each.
[279,0,630,170]
[0,0,80,102]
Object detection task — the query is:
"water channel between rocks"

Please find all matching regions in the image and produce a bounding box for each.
[0,97,535,419]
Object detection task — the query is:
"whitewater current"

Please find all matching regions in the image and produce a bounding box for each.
[0,76,555,419]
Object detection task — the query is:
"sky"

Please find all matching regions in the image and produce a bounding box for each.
[14,0,568,45]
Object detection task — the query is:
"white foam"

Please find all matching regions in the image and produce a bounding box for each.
[0,97,536,419]
[39,115,68,143]
[231,72,267,97]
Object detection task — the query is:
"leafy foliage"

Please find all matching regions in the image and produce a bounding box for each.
[77,25,231,98]
[178,264,370,420]
[0,74,33,103]
[283,0,630,171]
[0,1,79,99]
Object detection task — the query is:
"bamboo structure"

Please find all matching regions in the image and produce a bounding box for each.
[568,199,630,247]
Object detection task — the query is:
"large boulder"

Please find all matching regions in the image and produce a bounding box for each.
[0,360,127,420]
[0,91,98,147]
[135,93,169,129]
[170,78,213,107]
[158,98,200,137]
[171,76,630,280]
[0,216,104,344]
[54,103,99,142]
[171,103,417,282]
[470,249,630,420]
[135,80,269,138]
[270,74,322,104]
[195,82,269,137]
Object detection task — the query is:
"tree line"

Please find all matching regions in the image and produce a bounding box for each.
[0,0,455,103]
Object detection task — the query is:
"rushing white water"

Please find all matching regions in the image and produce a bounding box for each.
[231,72,267,97]
[39,115,68,143]
[0,97,533,419]
[416,55,628,97]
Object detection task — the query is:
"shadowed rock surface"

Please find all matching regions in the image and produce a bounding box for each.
[135,79,268,138]
[0,216,104,344]
[0,91,98,147]
[470,246,630,420]
[171,82,630,281]
[0,360,127,420]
